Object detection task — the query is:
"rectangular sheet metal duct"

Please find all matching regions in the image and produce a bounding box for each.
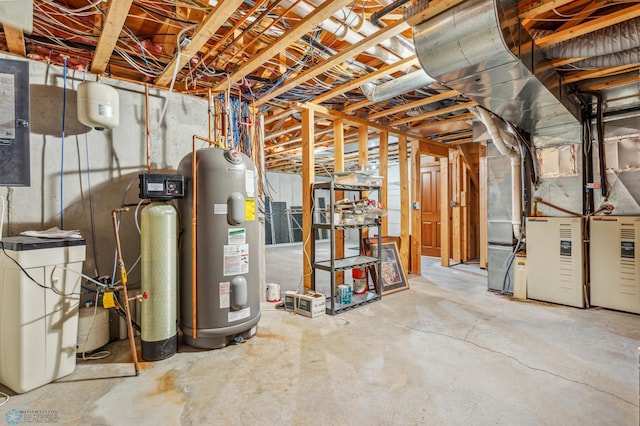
[412,0,580,135]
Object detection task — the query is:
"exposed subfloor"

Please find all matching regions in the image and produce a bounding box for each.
[1,242,639,425]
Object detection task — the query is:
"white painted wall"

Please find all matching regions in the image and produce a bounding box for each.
[1,54,209,286]
[386,164,401,236]
[264,171,303,207]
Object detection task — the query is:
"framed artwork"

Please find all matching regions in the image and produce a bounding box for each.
[369,241,409,295]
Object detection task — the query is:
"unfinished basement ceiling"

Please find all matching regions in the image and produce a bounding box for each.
[1,0,640,172]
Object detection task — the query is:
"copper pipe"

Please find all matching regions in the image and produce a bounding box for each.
[191,137,197,339]
[145,84,151,172]
[532,197,582,217]
[111,207,140,375]
[215,96,221,144]
[190,135,222,340]
[208,87,212,141]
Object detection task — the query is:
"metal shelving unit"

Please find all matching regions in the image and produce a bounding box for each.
[311,180,382,315]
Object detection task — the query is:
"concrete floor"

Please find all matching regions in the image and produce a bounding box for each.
[1,242,639,425]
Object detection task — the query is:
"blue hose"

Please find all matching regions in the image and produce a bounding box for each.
[60,57,67,229]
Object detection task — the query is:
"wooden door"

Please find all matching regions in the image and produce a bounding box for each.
[421,165,441,257]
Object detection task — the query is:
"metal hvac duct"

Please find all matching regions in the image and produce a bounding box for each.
[412,0,580,134]
[361,70,435,102]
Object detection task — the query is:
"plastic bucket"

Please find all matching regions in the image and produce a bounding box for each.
[353,278,367,294]
[266,283,281,302]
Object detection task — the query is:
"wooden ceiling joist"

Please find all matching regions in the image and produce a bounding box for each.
[518,0,578,20]
[343,99,374,113]
[300,102,449,158]
[392,101,477,126]
[369,89,461,120]
[253,18,410,107]
[535,3,640,48]
[264,109,296,125]
[155,0,244,86]
[213,0,355,93]
[564,63,640,84]
[406,0,469,27]
[411,112,474,132]
[91,0,135,74]
[582,73,640,91]
[311,56,419,105]
[3,24,25,57]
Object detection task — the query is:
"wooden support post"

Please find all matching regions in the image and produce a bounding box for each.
[440,155,450,267]
[452,152,462,263]
[379,131,389,236]
[461,163,469,261]
[334,118,345,285]
[398,135,410,274]
[410,140,422,275]
[358,124,368,240]
[302,108,315,291]
[479,144,488,269]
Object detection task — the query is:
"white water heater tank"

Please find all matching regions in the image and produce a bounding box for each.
[77,81,120,130]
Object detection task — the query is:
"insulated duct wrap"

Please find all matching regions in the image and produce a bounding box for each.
[412,0,579,134]
[570,48,640,69]
[532,18,640,59]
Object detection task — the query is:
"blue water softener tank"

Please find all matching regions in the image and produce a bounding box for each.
[177,147,261,349]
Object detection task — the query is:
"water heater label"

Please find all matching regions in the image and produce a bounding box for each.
[228,228,246,245]
[560,240,572,256]
[245,170,255,197]
[228,307,250,323]
[223,244,249,276]
[245,198,255,221]
[214,204,228,214]
[219,282,230,308]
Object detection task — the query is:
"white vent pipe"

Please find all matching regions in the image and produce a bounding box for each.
[278,0,413,63]
[472,107,522,239]
[361,69,435,102]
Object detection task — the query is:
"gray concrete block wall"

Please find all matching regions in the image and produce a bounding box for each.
[1,54,208,286]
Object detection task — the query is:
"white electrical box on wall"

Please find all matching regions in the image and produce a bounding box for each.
[526,217,585,308]
[590,216,640,314]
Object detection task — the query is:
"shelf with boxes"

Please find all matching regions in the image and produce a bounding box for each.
[310,180,384,315]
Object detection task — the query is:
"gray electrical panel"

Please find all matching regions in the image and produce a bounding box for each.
[0,58,30,186]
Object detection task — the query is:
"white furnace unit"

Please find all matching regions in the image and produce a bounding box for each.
[589,216,640,314]
[526,217,585,308]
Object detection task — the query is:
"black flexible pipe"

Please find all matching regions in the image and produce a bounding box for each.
[580,90,608,198]
[582,103,594,214]
[370,0,410,27]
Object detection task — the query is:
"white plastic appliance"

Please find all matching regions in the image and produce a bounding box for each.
[526,217,585,308]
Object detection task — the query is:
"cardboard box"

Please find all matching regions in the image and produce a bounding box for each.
[295,292,326,318]
[284,291,297,311]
